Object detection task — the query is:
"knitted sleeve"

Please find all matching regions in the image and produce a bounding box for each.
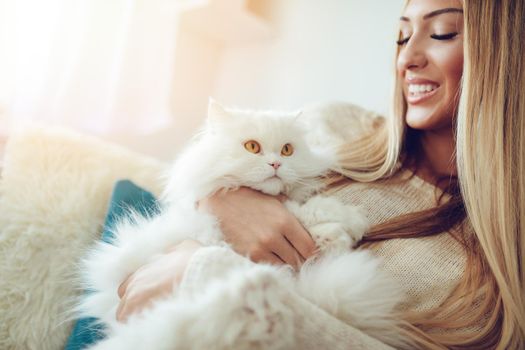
[302,102,384,149]
[178,246,396,350]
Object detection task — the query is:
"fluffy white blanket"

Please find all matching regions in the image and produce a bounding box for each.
[0,127,166,350]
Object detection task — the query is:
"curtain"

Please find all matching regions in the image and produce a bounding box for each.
[0,0,201,135]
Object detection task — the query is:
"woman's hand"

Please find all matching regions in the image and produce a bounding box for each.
[116,239,202,323]
[199,187,316,269]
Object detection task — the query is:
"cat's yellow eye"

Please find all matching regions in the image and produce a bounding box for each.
[244,140,261,154]
[281,143,294,156]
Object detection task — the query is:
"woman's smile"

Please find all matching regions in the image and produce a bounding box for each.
[405,76,441,105]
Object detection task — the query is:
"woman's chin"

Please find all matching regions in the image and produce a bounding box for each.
[405,104,454,131]
[406,111,440,130]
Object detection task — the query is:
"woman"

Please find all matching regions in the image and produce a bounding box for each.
[116,0,525,348]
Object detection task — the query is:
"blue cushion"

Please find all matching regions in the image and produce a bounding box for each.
[65,180,159,350]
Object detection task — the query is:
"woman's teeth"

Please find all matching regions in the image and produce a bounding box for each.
[408,84,439,95]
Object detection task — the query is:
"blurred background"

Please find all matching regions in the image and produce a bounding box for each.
[0,0,404,161]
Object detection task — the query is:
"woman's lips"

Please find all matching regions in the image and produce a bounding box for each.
[406,85,440,104]
[405,79,441,105]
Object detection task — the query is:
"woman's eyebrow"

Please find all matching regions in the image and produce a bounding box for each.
[400,8,463,22]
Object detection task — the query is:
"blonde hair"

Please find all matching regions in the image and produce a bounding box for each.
[457,0,525,348]
[333,0,525,348]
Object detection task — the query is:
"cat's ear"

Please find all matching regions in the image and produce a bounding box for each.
[207,98,230,125]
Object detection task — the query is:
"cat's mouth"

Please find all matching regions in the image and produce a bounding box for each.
[268,173,283,180]
[264,174,282,182]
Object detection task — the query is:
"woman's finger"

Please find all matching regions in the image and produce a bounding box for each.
[271,234,304,269]
[116,292,154,323]
[117,273,133,298]
[263,252,285,265]
[283,217,317,261]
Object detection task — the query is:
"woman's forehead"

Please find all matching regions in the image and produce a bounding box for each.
[402,0,463,19]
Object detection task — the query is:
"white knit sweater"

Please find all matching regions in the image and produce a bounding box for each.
[176,104,467,349]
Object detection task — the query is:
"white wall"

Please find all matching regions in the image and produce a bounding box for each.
[213,0,405,115]
[94,0,406,161]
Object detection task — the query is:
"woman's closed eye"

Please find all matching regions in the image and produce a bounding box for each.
[430,32,459,40]
[396,32,459,46]
[396,37,410,46]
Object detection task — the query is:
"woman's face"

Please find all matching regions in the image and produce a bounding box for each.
[397,0,464,131]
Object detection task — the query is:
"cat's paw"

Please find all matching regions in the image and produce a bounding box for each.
[308,222,354,254]
[286,195,369,249]
[335,202,369,244]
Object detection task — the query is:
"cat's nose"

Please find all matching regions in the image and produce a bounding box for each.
[269,162,281,170]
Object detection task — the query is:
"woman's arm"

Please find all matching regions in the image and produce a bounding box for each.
[116,240,202,322]
[117,241,397,350]
[179,246,398,350]
[200,187,317,268]
[115,185,318,321]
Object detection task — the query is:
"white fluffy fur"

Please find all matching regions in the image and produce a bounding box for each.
[0,127,166,350]
[79,206,225,330]
[162,101,332,205]
[90,265,296,350]
[296,252,404,346]
[79,101,407,349]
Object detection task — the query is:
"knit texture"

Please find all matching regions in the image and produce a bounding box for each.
[179,247,398,350]
[329,171,466,313]
[309,102,467,314]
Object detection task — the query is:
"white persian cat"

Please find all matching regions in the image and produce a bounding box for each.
[78,100,407,349]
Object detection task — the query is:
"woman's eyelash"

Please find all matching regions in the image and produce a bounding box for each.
[396,37,410,46]
[430,32,459,40]
[396,32,459,46]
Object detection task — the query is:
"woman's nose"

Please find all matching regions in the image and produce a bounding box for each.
[397,40,428,72]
